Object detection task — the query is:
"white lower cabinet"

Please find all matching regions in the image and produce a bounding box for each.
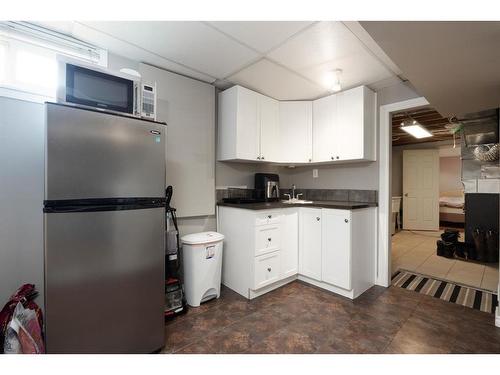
[321,209,351,290]
[254,251,281,289]
[298,208,322,281]
[281,209,299,278]
[218,205,376,300]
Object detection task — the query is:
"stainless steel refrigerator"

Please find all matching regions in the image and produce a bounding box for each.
[43,103,166,353]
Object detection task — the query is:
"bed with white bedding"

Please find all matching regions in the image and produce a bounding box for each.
[439,190,465,223]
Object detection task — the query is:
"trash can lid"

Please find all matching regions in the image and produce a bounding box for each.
[181,231,225,245]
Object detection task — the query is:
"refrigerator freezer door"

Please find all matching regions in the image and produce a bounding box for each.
[44,207,165,353]
[45,103,166,200]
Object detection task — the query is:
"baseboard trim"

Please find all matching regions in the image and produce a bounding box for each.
[248,275,298,299]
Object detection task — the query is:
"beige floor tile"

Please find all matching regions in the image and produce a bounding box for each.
[411,242,436,257]
[416,255,456,279]
[393,251,432,273]
[445,261,485,289]
[481,264,499,292]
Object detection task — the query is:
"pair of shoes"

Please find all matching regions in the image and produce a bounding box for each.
[437,240,455,258]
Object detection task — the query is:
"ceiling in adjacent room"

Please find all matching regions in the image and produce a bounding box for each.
[392,107,456,146]
[37,21,400,100]
[360,21,500,117]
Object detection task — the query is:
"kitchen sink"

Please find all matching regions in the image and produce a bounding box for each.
[281,199,314,204]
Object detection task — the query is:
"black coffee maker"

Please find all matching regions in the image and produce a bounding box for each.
[255,173,280,201]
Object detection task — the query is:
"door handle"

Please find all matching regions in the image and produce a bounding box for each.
[404,193,408,197]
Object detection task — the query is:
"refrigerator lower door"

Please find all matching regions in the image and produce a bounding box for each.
[44,207,165,353]
[45,103,166,200]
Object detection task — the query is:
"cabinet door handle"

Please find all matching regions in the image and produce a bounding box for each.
[316,217,320,221]
[331,156,334,160]
[261,156,265,160]
[336,156,340,160]
[345,219,349,223]
[268,237,272,242]
[267,267,272,272]
[308,158,312,162]
[268,215,272,219]
[257,156,261,160]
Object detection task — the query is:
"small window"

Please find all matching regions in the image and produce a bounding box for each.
[0,22,106,102]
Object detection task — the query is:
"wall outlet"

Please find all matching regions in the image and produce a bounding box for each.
[313,169,319,178]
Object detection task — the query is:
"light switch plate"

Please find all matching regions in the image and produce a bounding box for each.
[313,169,318,178]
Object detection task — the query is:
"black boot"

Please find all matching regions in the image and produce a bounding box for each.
[472,229,487,262]
[485,230,499,263]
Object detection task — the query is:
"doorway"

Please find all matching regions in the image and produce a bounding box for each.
[379,99,500,325]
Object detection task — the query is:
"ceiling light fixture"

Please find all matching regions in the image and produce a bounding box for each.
[400,120,433,139]
[328,69,342,92]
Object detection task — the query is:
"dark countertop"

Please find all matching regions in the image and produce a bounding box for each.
[217,200,377,211]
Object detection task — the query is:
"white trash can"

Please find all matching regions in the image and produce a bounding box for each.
[181,231,225,307]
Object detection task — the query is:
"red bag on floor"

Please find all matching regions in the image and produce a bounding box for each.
[0,284,45,353]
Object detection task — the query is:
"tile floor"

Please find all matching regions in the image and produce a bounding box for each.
[163,281,500,354]
[392,230,499,292]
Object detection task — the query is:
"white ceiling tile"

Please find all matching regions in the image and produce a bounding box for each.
[69,22,216,83]
[80,21,259,79]
[267,21,394,91]
[268,22,361,71]
[228,59,327,100]
[301,52,393,91]
[207,21,314,53]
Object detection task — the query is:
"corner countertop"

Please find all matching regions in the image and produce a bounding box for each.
[217,200,377,211]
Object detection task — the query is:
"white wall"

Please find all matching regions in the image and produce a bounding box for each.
[440,156,462,193]
[0,97,45,308]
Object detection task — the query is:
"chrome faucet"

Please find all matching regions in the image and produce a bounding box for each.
[291,184,296,199]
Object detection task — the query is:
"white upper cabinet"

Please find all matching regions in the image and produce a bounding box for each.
[259,94,280,162]
[217,85,376,164]
[279,101,312,163]
[218,85,279,162]
[312,94,336,162]
[313,86,376,163]
[336,86,376,161]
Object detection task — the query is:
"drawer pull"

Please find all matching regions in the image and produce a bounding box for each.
[267,215,272,219]
[268,238,272,242]
[267,267,271,272]
[316,217,320,221]
[345,219,349,223]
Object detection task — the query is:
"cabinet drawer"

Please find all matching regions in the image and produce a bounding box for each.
[255,211,280,226]
[253,251,281,290]
[255,224,281,256]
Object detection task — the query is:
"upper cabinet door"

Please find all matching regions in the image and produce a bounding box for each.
[259,94,280,162]
[279,101,312,163]
[336,86,376,161]
[312,95,336,162]
[217,86,260,162]
[236,87,261,161]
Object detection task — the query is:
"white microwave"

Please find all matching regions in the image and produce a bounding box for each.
[56,59,157,120]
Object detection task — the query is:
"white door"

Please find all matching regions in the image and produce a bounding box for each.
[259,94,280,162]
[281,209,299,278]
[336,86,364,161]
[279,101,312,163]
[403,149,440,231]
[299,208,322,281]
[312,95,336,162]
[321,209,351,289]
[236,87,260,161]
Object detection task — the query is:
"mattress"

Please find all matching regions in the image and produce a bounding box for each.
[439,196,464,209]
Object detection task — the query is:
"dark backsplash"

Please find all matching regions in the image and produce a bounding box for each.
[216,188,378,204]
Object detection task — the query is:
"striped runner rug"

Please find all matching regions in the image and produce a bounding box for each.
[392,270,498,314]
